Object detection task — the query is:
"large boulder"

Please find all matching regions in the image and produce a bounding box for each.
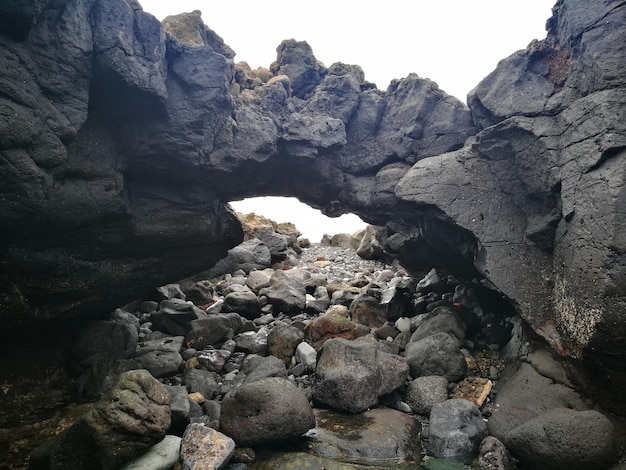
[30,370,171,470]
[425,399,488,464]
[505,408,618,470]
[312,337,409,413]
[220,377,315,446]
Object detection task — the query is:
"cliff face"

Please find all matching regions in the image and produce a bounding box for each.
[1,0,625,404]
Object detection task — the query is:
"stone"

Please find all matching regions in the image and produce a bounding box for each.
[233,329,268,355]
[487,362,587,442]
[220,377,315,446]
[241,355,288,384]
[451,377,493,407]
[304,307,370,350]
[259,269,306,315]
[504,408,618,470]
[151,299,206,336]
[296,341,317,370]
[222,289,261,319]
[267,324,305,365]
[184,368,219,400]
[312,337,409,413]
[30,370,171,470]
[404,332,467,382]
[155,283,186,301]
[164,385,190,435]
[405,376,449,415]
[245,269,273,292]
[477,436,512,470]
[426,399,488,464]
[184,280,217,307]
[306,408,422,466]
[72,318,139,399]
[119,435,181,470]
[180,423,235,470]
[135,350,184,378]
[185,313,243,350]
[410,307,467,345]
[349,293,388,328]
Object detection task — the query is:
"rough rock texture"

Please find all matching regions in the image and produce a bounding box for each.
[30,369,171,470]
[1,0,626,409]
[505,408,618,470]
[219,377,315,446]
[312,336,409,413]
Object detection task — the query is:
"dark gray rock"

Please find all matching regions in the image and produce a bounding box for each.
[426,398,488,464]
[267,324,305,365]
[259,269,306,315]
[233,329,269,355]
[404,332,467,382]
[135,350,183,379]
[349,293,388,328]
[488,362,587,442]
[477,436,512,470]
[312,337,409,413]
[222,289,261,319]
[72,318,139,399]
[2,0,626,420]
[164,385,190,435]
[270,39,326,99]
[241,354,288,384]
[220,377,315,446]
[410,307,467,345]
[183,368,219,400]
[151,299,206,336]
[505,408,618,470]
[185,313,242,350]
[405,375,449,415]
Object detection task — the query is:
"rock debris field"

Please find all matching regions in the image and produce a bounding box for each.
[26,231,623,470]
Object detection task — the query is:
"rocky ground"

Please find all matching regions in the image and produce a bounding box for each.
[2,232,624,470]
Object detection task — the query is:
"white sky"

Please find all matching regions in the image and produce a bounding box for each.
[139,0,555,242]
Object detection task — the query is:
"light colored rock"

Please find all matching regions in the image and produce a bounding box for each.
[120,435,181,470]
[180,423,235,470]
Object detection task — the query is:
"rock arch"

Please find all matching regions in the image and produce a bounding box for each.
[1,0,626,406]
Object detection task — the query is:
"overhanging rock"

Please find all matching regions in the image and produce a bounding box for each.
[1,0,625,406]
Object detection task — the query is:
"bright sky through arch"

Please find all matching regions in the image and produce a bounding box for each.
[138,0,555,242]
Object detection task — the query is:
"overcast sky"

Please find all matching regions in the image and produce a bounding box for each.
[139,0,556,242]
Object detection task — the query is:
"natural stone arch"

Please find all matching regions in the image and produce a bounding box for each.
[1,0,626,410]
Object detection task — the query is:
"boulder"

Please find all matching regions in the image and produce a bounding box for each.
[305,408,422,466]
[259,269,307,315]
[312,337,409,413]
[304,305,370,350]
[488,362,587,442]
[30,370,171,470]
[404,332,467,382]
[505,408,618,470]
[267,324,305,365]
[220,377,315,446]
[185,313,243,350]
[180,423,235,470]
[72,317,139,399]
[405,375,449,415]
[425,399,488,464]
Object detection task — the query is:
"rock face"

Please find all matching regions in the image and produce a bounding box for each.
[30,369,171,470]
[1,0,626,409]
